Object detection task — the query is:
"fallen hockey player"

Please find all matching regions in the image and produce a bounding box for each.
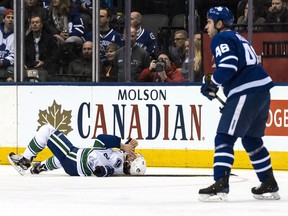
[8,124,146,177]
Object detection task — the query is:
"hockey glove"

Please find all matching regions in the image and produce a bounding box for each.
[201,73,219,101]
[94,165,114,177]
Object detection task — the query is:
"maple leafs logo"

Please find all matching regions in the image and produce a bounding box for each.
[37,100,73,135]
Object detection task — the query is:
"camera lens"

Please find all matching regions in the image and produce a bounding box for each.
[155,60,165,72]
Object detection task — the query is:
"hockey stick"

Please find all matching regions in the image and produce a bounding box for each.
[215,94,226,107]
[204,73,226,108]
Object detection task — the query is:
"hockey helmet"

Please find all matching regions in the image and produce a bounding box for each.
[124,152,146,175]
[207,6,234,27]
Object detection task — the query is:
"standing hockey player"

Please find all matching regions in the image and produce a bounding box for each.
[199,6,280,201]
[8,124,146,177]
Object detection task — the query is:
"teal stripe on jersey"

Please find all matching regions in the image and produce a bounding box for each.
[46,156,59,170]
[50,134,77,161]
[28,138,45,155]
[67,151,77,160]
[93,139,106,149]
[80,148,93,176]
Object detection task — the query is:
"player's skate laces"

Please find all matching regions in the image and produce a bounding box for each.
[30,162,48,174]
[252,177,280,200]
[198,177,229,202]
[8,152,31,170]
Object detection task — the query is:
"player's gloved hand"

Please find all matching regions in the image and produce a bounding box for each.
[93,165,114,177]
[201,73,219,100]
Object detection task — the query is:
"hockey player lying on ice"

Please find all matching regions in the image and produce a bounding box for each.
[8,124,146,177]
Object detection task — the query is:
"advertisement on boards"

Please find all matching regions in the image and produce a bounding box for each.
[17,85,221,150]
[14,85,288,151]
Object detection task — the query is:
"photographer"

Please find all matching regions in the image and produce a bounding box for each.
[137,51,185,82]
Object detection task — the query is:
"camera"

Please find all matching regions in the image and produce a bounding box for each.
[153,58,166,72]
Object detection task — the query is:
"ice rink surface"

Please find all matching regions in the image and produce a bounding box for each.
[0,165,287,216]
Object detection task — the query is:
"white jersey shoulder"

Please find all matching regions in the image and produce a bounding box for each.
[94,149,126,175]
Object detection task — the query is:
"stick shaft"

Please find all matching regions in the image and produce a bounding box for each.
[215,94,226,106]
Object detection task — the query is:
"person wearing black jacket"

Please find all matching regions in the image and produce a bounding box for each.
[265,0,288,32]
[25,14,60,81]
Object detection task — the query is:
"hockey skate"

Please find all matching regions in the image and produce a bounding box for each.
[252,177,280,200]
[30,162,48,174]
[8,152,31,175]
[198,176,229,202]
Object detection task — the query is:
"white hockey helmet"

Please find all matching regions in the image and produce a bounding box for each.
[125,153,146,175]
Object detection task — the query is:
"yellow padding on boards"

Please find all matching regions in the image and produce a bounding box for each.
[138,149,288,170]
[0,147,287,170]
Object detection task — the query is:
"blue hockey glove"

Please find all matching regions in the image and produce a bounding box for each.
[201,73,219,101]
[94,165,114,177]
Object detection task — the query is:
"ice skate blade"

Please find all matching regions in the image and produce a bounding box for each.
[253,192,280,200]
[198,193,228,202]
[7,155,25,176]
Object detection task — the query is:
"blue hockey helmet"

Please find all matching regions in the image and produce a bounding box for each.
[207,6,234,27]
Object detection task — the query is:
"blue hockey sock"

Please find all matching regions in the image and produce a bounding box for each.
[242,136,272,182]
[213,133,237,181]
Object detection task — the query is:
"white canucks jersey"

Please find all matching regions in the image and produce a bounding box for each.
[79,134,127,176]
[76,148,126,176]
[92,149,126,175]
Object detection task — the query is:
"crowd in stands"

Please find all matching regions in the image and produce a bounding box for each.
[0,0,287,82]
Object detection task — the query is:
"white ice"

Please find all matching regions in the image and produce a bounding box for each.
[0,165,287,216]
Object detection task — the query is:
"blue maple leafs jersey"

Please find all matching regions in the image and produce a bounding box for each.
[210,30,273,99]
[0,23,14,67]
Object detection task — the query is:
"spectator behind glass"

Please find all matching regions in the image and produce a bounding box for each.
[45,0,85,46]
[25,14,61,82]
[169,30,188,68]
[138,51,185,83]
[25,0,47,35]
[66,40,93,82]
[265,0,288,31]
[115,27,151,82]
[100,43,119,82]
[181,36,202,82]
[131,11,157,58]
[0,9,14,82]
[84,8,124,62]
[236,0,265,31]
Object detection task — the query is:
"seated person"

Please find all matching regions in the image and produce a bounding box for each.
[100,43,119,82]
[236,0,265,31]
[131,11,157,58]
[66,41,93,82]
[25,14,61,82]
[0,9,14,81]
[265,0,288,32]
[84,8,124,62]
[24,0,47,35]
[181,37,203,82]
[138,51,185,82]
[115,26,151,82]
[169,30,188,68]
[45,0,85,46]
